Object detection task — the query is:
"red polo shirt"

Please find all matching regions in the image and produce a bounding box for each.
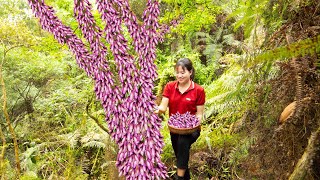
[162,81,205,116]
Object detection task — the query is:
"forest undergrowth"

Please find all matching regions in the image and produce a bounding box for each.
[0,0,320,179]
[239,2,320,179]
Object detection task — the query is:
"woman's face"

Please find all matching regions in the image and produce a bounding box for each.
[175,66,192,84]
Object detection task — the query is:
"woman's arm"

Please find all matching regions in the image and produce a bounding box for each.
[155,97,169,114]
[196,105,205,122]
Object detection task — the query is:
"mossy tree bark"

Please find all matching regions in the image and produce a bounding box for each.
[0,124,6,178]
[1,46,21,177]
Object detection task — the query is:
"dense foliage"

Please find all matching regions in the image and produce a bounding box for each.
[1,0,319,179]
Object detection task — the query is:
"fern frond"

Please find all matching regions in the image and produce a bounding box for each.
[227,0,269,38]
[222,34,242,47]
[204,54,254,120]
[101,161,116,169]
[57,130,81,149]
[203,44,223,61]
[80,131,105,143]
[82,141,106,149]
[79,131,108,150]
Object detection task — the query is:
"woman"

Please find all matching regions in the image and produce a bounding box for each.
[156,58,205,180]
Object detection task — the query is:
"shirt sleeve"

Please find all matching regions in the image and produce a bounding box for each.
[162,83,171,98]
[196,88,205,105]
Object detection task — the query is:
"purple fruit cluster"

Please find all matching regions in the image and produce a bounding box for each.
[168,112,200,129]
[28,0,171,179]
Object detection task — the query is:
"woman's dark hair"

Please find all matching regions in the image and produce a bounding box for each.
[175,58,195,80]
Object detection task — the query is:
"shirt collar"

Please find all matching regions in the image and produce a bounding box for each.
[175,80,194,93]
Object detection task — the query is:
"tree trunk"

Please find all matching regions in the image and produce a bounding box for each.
[0,124,7,179]
[289,127,320,180]
[1,47,21,177]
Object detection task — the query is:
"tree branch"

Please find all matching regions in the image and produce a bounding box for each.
[86,95,109,134]
[12,82,31,102]
[3,45,24,58]
[289,126,320,180]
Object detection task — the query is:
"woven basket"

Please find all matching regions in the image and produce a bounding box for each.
[168,124,201,135]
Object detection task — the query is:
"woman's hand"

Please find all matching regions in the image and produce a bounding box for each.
[196,105,205,122]
[155,97,169,115]
[154,108,160,114]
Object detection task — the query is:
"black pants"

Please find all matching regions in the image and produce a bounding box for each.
[170,130,200,179]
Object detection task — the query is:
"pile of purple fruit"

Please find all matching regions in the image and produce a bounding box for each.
[168,112,200,129]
